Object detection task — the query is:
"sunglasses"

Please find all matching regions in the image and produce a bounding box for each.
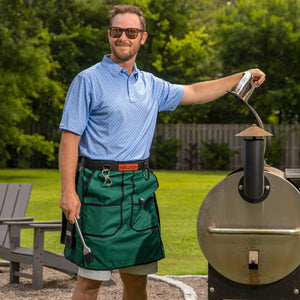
[109,27,143,39]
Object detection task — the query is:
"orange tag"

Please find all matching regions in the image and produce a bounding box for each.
[118,164,139,171]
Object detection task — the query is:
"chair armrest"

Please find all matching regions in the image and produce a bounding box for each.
[29,220,61,225]
[3,221,34,229]
[3,220,61,228]
[29,221,62,231]
[4,220,62,253]
[0,217,34,224]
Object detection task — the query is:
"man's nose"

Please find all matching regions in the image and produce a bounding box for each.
[119,31,128,40]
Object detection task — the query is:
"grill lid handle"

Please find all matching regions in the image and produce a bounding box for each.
[208,226,300,235]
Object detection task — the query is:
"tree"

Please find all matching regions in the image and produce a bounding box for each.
[135,0,215,78]
[0,0,111,167]
[39,0,111,86]
[214,0,300,124]
[158,0,300,124]
[1,0,298,168]
[0,0,60,167]
[136,0,220,124]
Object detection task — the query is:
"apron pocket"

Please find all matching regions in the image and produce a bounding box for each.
[84,204,122,237]
[80,168,124,237]
[131,193,159,232]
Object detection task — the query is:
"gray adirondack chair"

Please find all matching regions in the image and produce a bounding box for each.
[0,183,34,266]
[0,183,77,290]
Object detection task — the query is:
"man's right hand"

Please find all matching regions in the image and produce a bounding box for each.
[59,190,81,224]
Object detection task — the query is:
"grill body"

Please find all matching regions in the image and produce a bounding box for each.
[197,169,300,286]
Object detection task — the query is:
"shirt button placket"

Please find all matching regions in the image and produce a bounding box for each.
[121,69,132,103]
[128,74,136,103]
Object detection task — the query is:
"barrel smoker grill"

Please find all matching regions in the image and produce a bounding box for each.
[197,127,300,300]
[197,73,300,300]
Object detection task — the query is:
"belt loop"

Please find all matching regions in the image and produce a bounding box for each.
[143,159,149,170]
[143,159,150,181]
[103,164,111,171]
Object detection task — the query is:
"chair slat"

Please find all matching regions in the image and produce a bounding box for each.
[0,184,32,247]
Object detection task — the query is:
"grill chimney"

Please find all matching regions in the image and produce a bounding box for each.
[236,125,272,202]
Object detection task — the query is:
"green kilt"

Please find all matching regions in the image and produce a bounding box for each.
[64,164,165,270]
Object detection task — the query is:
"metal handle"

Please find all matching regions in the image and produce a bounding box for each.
[74,217,88,247]
[208,226,300,235]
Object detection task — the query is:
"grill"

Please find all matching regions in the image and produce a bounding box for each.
[197,134,300,299]
[197,76,300,299]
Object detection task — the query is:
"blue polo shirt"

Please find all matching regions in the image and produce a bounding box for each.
[59,55,184,161]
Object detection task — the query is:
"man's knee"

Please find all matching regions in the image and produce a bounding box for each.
[73,275,102,299]
[120,273,147,290]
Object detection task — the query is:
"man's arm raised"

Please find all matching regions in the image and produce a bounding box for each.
[180,69,265,105]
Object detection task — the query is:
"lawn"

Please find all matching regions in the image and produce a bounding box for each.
[0,169,227,275]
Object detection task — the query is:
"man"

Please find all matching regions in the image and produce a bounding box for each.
[59,4,265,300]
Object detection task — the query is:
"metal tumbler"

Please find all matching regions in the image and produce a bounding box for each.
[229,70,255,102]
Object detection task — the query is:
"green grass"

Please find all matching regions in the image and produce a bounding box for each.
[155,171,227,275]
[0,169,227,275]
[0,169,64,253]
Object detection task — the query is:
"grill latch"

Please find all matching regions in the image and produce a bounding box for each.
[249,250,259,270]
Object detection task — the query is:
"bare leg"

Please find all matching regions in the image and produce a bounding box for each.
[72,275,102,300]
[120,273,147,300]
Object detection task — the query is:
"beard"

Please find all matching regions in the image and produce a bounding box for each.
[110,38,142,62]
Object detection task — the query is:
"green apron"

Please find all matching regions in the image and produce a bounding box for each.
[64,166,165,270]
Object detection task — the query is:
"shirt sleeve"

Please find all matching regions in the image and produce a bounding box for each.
[59,74,91,135]
[152,75,184,112]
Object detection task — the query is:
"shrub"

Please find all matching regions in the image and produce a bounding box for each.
[150,135,183,170]
[199,139,239,170]
[184,143,199,170]
[265,129,287,168]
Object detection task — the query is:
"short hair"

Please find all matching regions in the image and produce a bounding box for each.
[109,5,146,31]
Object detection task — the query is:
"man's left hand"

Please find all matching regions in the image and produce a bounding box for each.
[249,68,266,87]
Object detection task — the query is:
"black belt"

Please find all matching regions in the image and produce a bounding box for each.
[81,157,149,171]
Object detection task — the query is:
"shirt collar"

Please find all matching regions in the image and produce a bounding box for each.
[101,54,139,79]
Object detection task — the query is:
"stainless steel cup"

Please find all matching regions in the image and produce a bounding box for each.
[229,71,255,102]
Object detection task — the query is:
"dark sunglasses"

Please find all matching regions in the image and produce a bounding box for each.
[109,27,143,39]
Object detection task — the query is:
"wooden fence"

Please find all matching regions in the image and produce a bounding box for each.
[154,124,300,170]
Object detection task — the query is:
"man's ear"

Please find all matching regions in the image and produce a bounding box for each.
[140,31,148,45]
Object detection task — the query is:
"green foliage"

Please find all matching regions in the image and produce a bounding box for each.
[136,0,217,80]
[199,139,239,170]
[0,0,110,168]
[265,139,285,168]
[265,127,293,168]
[41,0,110,85]
[150,136,183,170]
[6,134,57,168]
[214,0,300,124]
[162,28,216,83]
[0,1,63,166]
[0,0,299,168]
[184,143,199,170]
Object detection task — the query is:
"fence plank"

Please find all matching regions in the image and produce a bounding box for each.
[153,124,300,170]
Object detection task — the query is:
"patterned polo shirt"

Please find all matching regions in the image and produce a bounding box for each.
[59,55,184,161]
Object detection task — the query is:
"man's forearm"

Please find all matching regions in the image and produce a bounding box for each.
[59,131,80,194]
[59,131,82,222]
[182,73,243,105]
[180,68,265,105]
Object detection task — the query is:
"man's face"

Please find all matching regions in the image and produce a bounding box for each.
[108,13,147,64]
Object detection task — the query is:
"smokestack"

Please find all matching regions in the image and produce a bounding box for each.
[236,125,272,202]
[244,137,265,200]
